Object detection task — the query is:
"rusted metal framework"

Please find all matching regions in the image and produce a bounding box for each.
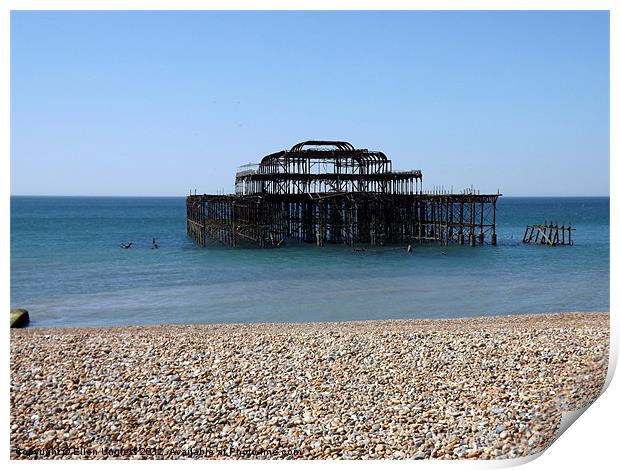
[235,140,422,196]
[187,141,500,248]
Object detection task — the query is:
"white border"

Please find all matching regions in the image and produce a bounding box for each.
[2,2,616,469]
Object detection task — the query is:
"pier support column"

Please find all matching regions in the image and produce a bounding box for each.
[469,233,476,247]
[491,198,497,246]
[458,232,464,245]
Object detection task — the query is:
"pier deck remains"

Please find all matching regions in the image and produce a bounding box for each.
[186,141,500,248]
[522,223,574,246]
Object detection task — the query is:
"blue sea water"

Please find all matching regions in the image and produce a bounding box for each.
[10,196,609,327]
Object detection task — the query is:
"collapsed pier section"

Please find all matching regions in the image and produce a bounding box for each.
[187,192,499,248]
[186,140,500,248]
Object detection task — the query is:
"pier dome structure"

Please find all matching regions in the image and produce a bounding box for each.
[234,140,423,196]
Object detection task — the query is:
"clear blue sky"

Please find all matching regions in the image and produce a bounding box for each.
[11,11,609,196]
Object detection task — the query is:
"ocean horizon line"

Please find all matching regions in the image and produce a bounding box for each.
[9,194,612,199]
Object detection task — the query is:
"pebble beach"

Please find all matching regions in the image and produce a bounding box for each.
[10,312,609,460]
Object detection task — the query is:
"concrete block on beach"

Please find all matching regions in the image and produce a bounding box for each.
[10,309,29,328]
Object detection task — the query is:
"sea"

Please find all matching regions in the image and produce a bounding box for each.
[10,196,609,328]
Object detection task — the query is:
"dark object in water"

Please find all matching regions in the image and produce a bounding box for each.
[441,251,447,256]
[120,242,133,249]
[151,238,159,249]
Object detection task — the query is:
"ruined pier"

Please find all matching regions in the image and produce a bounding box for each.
[186,141,500,248]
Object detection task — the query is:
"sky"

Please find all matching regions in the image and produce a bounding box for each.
[10,10,609,197]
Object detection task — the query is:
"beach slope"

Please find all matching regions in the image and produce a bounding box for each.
[10,312,609,459]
